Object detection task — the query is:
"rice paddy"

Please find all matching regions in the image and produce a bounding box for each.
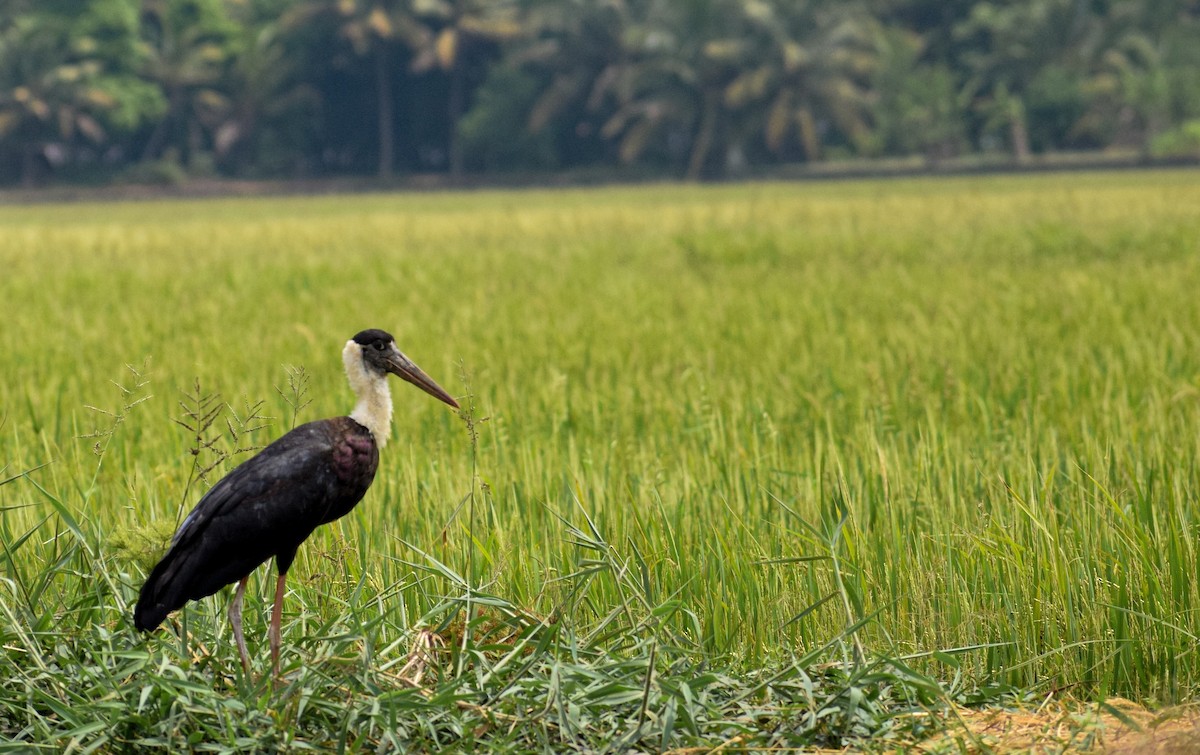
[1,170,1199,750]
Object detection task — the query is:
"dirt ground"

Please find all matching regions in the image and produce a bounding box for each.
[914,698,1200,754]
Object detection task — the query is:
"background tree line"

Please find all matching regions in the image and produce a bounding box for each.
[1,0,1198,186]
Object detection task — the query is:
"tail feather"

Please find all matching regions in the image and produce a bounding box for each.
[134,539,271,631]
[133,598,168,632]
[134,549,189,631]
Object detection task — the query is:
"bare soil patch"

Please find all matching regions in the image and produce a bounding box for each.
[915,699,1200,754]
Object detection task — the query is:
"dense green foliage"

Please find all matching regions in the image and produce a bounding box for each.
[1,172,1199,748]
[1,0,1199,185]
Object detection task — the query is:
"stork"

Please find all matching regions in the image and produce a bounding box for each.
[133,329,459,677]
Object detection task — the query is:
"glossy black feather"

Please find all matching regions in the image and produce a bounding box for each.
[134,416,378,632]
[352,329,393,347]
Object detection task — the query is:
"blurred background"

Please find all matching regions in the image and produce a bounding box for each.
[1,0,1198,188]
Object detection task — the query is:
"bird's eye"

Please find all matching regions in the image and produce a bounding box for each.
[374,341,387,351]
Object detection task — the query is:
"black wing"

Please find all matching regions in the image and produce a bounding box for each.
[133,421,344,631]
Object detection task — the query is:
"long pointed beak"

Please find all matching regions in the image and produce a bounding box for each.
[385,347,459,409]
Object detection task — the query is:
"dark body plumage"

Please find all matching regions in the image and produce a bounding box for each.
[134,417,378,632]
[132,329,458,677]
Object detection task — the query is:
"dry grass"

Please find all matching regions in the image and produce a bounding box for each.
[915,699,1200,754]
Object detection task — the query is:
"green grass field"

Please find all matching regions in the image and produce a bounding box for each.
[2,171,1199,750]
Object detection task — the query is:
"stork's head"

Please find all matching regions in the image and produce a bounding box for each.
[348,328,459,409]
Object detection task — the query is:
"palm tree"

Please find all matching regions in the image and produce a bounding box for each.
[953,0,1086,162]
[0,4,160,184]
[870,26,968,163]
[514,0,642,167]
[213,22,320,175]
[722,0,880,162]
[409,0,521,177]
[286,0,430,178]
[138,0,235,168]
[0,18,103,183]
[1073,1,1193,152]
[599,0,749,178]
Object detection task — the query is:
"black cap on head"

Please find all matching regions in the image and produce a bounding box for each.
[352,329,394,347]
[349,327,459,408]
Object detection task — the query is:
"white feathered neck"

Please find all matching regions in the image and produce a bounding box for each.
[344,340,393,448]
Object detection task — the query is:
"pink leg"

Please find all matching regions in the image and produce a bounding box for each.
[269,572,287,679]
[228,575,251,673]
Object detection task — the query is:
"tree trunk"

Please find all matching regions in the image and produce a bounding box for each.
[797,106,821,162]
[186,117,203,169]
[447,60,465,179]
[20,144,39,188]
[686,91,719,180]
[1009,97,1030,164]
[142,88,181,162]
[375,44,395,179]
